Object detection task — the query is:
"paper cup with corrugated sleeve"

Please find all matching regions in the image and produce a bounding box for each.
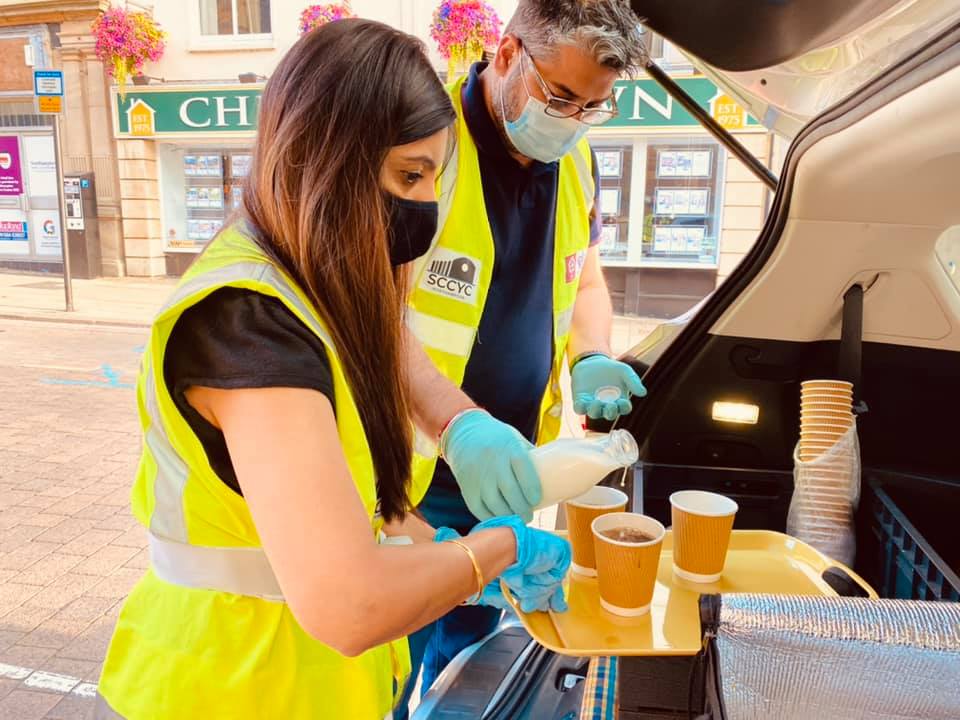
[670,491,738,583]
[591,512,665,617]
[564,486,629,577]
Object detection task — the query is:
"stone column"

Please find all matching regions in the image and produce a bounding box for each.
[117,138,164,277]
[56,19,127,277]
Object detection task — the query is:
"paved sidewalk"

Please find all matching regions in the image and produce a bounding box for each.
[0,319,146,718]
[0,272,174,328]
[0,270,661,353]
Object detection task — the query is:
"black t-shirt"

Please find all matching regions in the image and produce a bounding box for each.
[163,287,335,495]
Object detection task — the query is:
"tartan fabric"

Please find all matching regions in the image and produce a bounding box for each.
[579,656,618,720]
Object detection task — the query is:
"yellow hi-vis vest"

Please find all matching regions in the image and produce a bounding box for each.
[97,226,409,720]
[406,75,595,503]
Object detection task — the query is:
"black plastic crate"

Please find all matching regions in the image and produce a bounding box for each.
[864,480,960,602]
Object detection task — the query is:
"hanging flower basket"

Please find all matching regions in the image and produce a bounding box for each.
[299,2,356,34]
[430,0,502,80]
[92,7,165,99]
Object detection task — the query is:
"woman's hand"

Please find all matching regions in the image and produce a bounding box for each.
[436,518,571,613]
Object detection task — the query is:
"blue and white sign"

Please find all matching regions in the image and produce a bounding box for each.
[33,70,64,97]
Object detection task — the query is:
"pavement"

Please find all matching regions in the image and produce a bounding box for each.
[0,318,146,718]
[0,272,174,329]
[0,271,662,717]
[0,270,660,352]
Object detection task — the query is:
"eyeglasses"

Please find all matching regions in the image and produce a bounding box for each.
[520,47,619,126]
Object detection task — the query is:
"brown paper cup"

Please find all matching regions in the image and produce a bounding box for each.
[591,512,665,617]
[800,423,850,439]
[800,429,846,439]
[801,385,853,394]
[801,391,852,401]
[801,396,853,408]
[801,407,854,418]
[802,380,853,391]
[801,414,853,428]
[563,486,629,577]
[800,427,852,441]
[670,491,738,583]
[801,406,854,418]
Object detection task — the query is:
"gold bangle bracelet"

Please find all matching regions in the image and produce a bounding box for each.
[445,539,484,605]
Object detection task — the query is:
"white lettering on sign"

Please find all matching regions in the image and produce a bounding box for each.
[632,87,673,121]
[215,95,251,127]
[179,97,211,128]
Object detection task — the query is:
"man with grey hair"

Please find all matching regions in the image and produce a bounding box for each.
[400,1,647,713]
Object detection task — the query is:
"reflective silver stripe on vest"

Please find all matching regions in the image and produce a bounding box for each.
[406,307,476,358]
[158,261,336,350]
[145,366,190,543]
[145,258,338,597]
[570,145,595,210]
[556,306,575,339]
[149,531,285,602]
[436,138,459,241]
[412,139,460,289]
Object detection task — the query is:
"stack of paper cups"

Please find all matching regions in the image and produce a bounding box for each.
[799,380,853,461]
[790,379,859,562]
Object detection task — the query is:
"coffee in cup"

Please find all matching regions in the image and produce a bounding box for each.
[591,512,665,617]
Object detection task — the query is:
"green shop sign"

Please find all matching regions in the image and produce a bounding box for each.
[607,77,758,129]
[114,78,756,138]
[114,87,263,138]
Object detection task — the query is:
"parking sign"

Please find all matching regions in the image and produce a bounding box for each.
[34,70,64,97]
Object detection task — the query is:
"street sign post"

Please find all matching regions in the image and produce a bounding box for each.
[34,69,73,312]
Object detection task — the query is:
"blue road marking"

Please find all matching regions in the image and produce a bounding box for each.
[41,364,135,390]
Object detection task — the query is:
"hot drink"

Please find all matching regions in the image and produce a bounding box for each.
[601,526,655,543]
[591,512,666,617]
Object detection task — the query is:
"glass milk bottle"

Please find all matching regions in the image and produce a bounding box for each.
[531,430,639,509]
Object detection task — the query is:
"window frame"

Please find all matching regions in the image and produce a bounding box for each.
[189,0,274,52]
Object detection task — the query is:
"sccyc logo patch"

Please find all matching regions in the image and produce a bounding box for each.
[0,153,11,170]
[420,249,480,305]
[565,250,587,283]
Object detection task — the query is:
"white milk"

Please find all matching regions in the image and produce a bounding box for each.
[531,430,639,509]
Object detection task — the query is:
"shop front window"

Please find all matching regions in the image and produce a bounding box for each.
[642,138,725,266]
[160,145,251,252]
[595,143,634,262]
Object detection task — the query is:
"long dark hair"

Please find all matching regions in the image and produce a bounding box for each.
[243,19,455,520]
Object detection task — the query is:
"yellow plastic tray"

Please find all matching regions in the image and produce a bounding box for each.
[503,530,876,657]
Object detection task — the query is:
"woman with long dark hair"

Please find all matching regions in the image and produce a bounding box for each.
[94,20,569,720]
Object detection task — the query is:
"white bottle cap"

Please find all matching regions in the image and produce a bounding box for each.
[595,386,622,403]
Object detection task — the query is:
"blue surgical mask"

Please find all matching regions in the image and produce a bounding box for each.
[500,64,590,163]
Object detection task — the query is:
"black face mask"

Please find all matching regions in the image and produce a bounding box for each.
[384,192,438,266]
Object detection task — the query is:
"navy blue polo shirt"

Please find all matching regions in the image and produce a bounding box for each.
[420,63,601,532]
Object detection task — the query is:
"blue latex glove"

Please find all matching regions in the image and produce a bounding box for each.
[571,354,647,421]
[470,516,571,614]
[442,410,542,523]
